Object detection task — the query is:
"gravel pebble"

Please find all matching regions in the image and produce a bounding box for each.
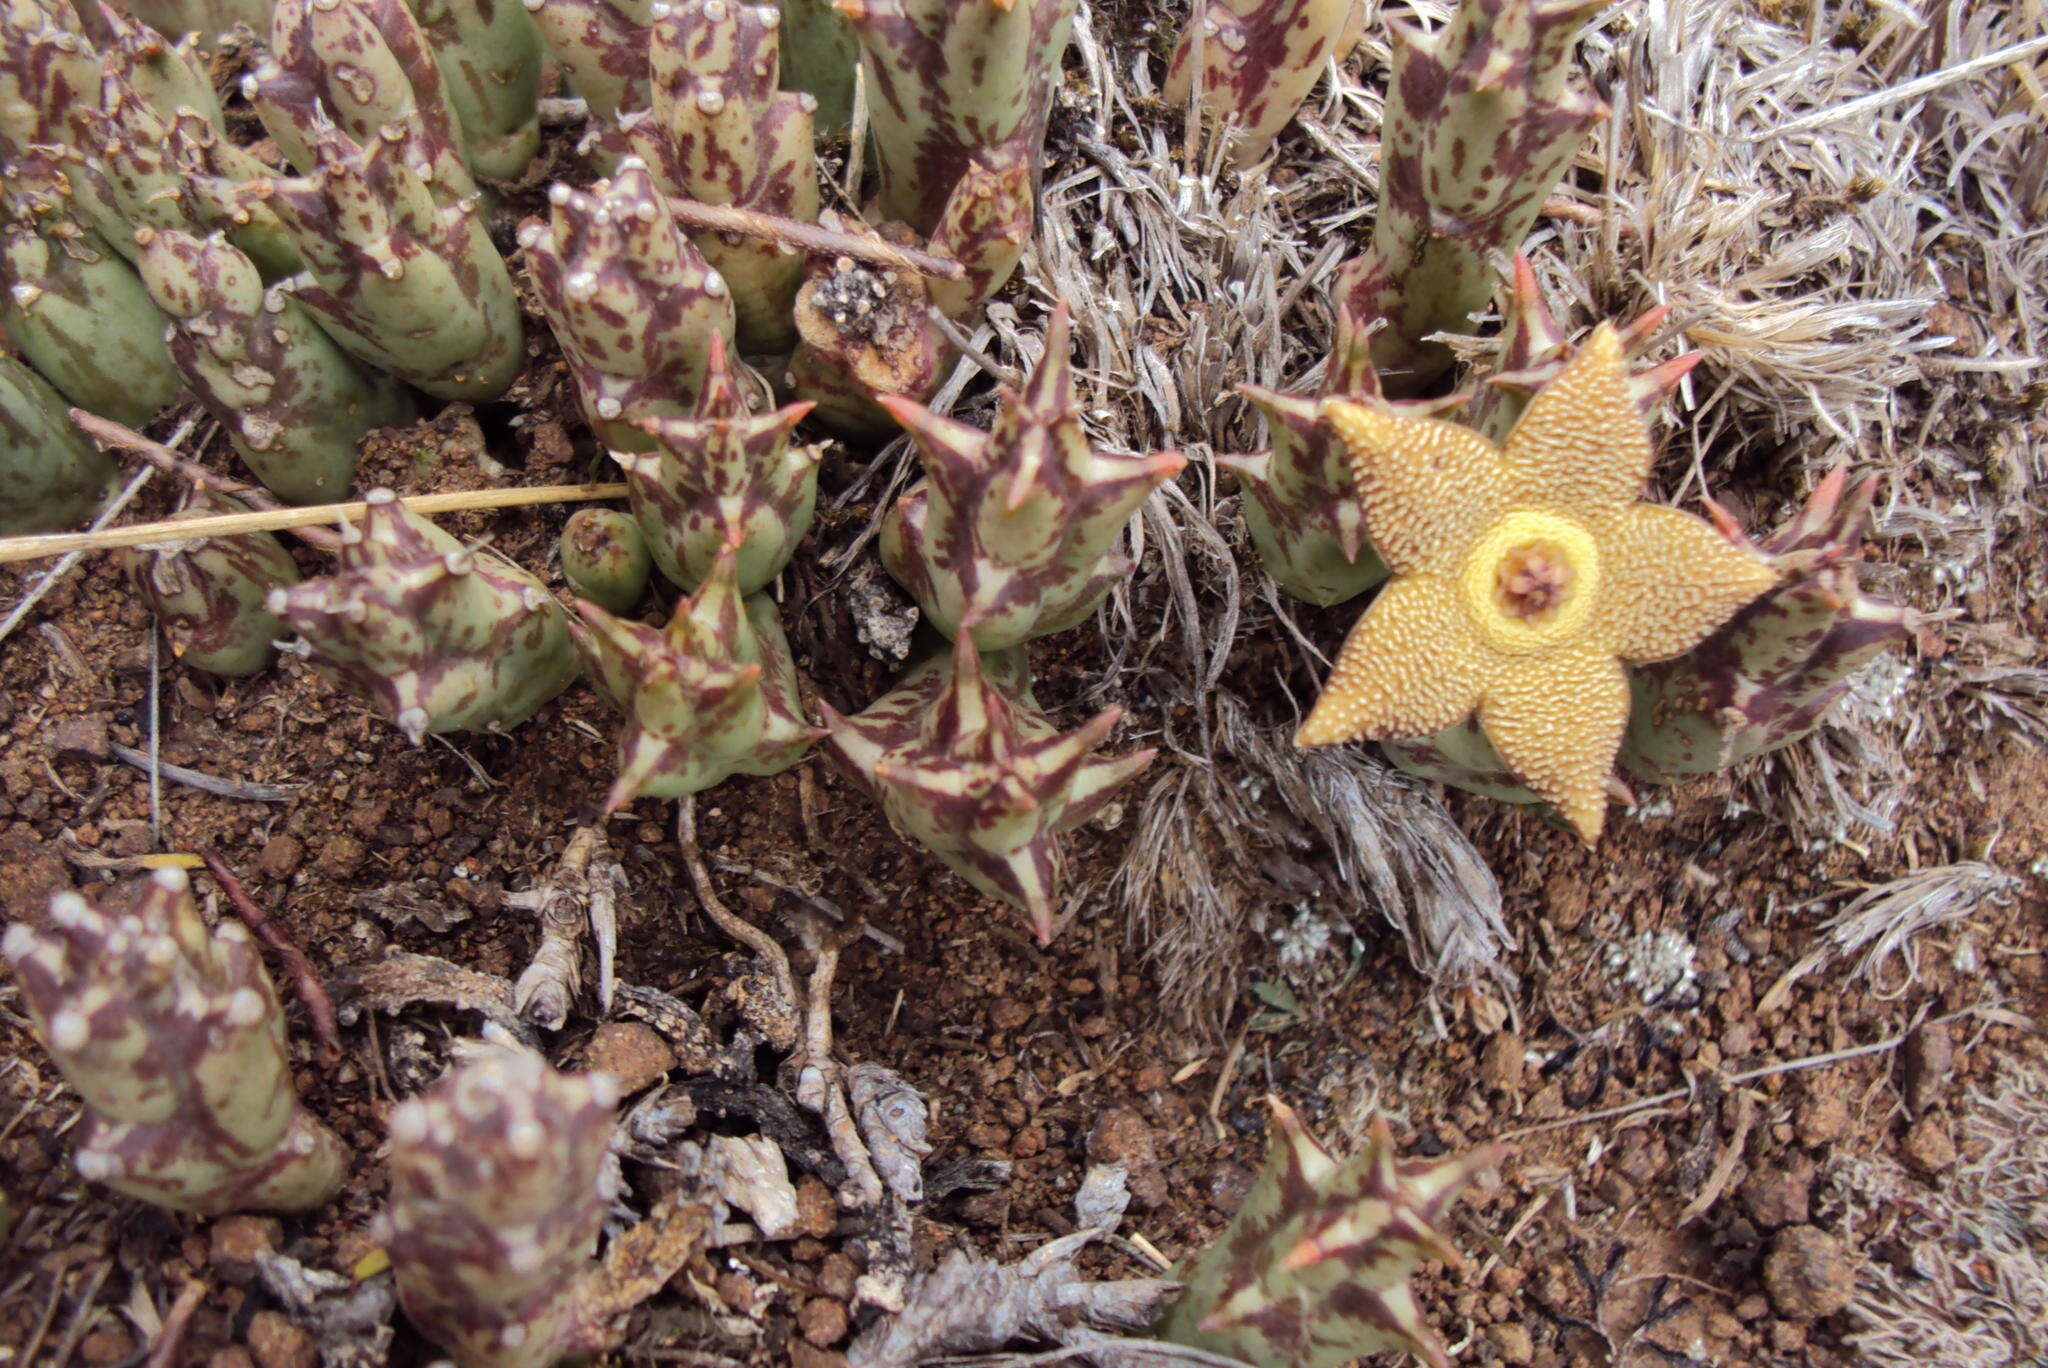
[1762,1225,1856,1320]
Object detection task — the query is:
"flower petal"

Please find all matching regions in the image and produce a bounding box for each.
[1478,647,1629,844]
[1599,504,1779,662]
[1296,575,1485,746]
[1501,324,1652,517]
[1325,401,1510,575]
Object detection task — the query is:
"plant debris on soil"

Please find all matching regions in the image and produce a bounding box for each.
[3,1,2046,1367]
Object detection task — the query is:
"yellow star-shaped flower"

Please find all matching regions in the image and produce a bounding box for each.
[1296,324,1778,843]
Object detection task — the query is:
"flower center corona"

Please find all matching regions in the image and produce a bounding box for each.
[1461,510,1601,654]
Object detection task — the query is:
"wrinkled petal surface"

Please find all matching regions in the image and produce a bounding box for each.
[1502,325,1651,519]
[1326,401,1510,576]
[1599,504,1779,662]
[1296,575,1486,745]
[1478,647,1630,843]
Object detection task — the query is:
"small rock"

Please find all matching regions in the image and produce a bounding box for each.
[0,826,69,912]
[818,1253,858,1301]
[1088,1107,1165,1208]
[315,834,368,879]
[1734,1294,1770,1322]
[50,714,110,760]
[1762,1225,1855,1320]
[1769,1319,1808,1354]
[1489,1321,1535,1365]
[256,833,305,881]
[798,1296,849,1347]
[1902,1113,1956,1175]
[247,1310,316,1368]
[78,1327,133,1367]
[1010,1125,1047,1158]
[794,1176,838,1239]
[789,1344,848,1368]
[1741,1153,1814,1229]
[1794,1090,1849,1148]
[1480,1033,1524,1093]
[208,1351,257,1368]
[1901,1023,1954,1115]
[965,1121,1012,1151]
[582,1022,677,1096]
[1705,1311,1742,1339]
[987,997,1032,1031]
[209,1215,282,1284]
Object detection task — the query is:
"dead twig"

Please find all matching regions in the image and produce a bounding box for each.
[663,196,964,280]
[0,481,629,565]
[66,410,344,550]
[142,1279,208,1368]
[675,795,799,1030]
[200,850,341,1056]
[0,465,155,648]
[106,742,303,802]
[510,827,620,1028]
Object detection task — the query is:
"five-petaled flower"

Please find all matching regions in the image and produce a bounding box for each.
[1296,324,1778,843]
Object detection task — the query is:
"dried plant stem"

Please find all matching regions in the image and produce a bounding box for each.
[143,1280,209,1368]
[798,921,885,1210]
[0,465,156,647]
[664,197,964,281]
[674,796,797,1011]
[200,850,342,1057]
[0,483,630,565]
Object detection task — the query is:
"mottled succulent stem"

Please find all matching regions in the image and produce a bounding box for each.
[1154,1102,1494,1368]
[786,221,952,437]
[1,869,349,1216]
[0,354,114,536]
[269,489,580,741]
[127,493,303,676]
[381,1045,620,1368]
[107,0,274,42]
[135,226,412,504]
[614,0,822,353]
[879,306,1187,649]
[822,637,1153,943]
[1,159,183,426]
[617,331,819,594]
[257,0,478,197]
[525,0,653,122]
[570,548,823,808]
[837,0,1074,235]
[559,507,653,613]
[1620,468,1914,778]
[777,0,856,131]
[522,159,737,450]
[407,0,546,179]
[1336,0,1606,390]
[258,123,525,401]
[1165,0,1362,166]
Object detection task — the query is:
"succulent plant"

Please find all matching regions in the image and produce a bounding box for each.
[1,869,349,1215]
[838,0,1074,234]
[127,493,304,676]
[270,488,580,741]
[522,159,737,450]
[822,637,1154,943]
[106,0,274,43]
[256,0,478,197]
[381,1044,619,1368]
[97,4,228,126]
[613,0,823,352]
[257,121,525,401]
[615,331,819,594]
[777,0,857,131]
[570,548,823,809]
[135,226,413,504]
[878,307,1187,649]
[1164,0,1362,167]
[1218,298,1404,607]
[0,353,114,536]
[1152,1101,1495,1368]
[1298,326,1777,843]
[526,0,653,123]
[0,0,99,153]
[1,155,184,426]
[1335,0,1605,390]
[406,0,546,179]
[1620,467,1914,779]
[560,507,653,613]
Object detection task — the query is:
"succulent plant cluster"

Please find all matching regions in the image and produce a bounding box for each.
[1152,1102,1496,1368]
[126,492,304,675]
[1,869,348,1215]
[380,1045,620,1368]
